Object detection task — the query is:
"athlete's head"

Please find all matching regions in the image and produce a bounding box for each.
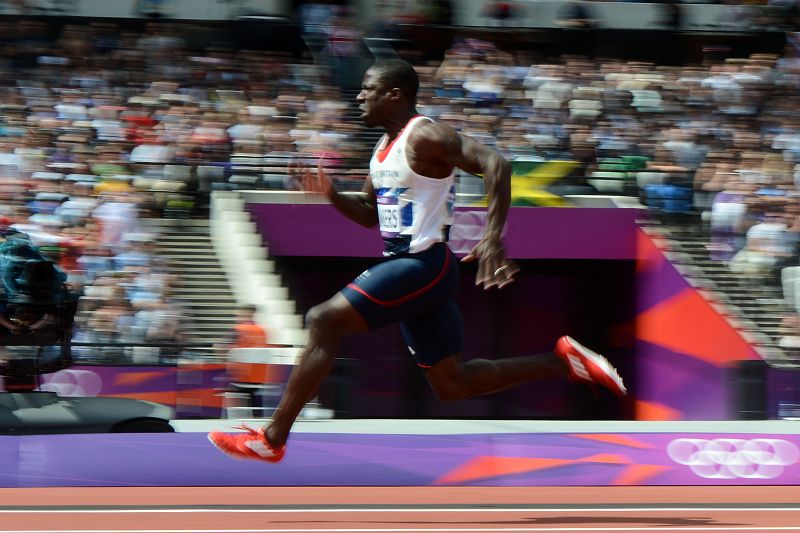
[357,59,419,128]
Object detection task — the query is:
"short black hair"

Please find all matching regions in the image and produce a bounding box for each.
[370,59,419,101]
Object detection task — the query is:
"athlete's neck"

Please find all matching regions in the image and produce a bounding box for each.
[383,109,419,141]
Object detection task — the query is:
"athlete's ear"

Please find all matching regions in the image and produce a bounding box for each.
[388,87,402,101]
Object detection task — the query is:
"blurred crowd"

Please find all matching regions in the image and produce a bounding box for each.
[0,13,799,356]
[0,19,374,364]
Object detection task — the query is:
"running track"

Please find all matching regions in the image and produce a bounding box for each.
[1,486,800,532]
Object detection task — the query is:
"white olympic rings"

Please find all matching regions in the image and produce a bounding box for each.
[667,438,799,479]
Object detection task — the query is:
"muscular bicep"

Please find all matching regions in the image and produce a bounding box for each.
[448,133,498,177]
[410,122,496,178]
[443,130,512,191]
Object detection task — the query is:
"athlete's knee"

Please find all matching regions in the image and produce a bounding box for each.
[305,304,333,332]
[305,302,351,337]
[306,293,367,338]
[426,358,471,402]
[431,381,470,402]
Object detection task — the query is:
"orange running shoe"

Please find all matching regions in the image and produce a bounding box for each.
[555,335,627,397]
[207,424,286,463]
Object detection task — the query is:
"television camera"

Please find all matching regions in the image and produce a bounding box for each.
[0,231,173,434]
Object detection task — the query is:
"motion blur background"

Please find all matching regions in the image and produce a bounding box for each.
[0,0,797,423]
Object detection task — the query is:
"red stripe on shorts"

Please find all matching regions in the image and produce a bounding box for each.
[345,249,451,307]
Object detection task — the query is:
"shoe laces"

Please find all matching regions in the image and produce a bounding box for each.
[233,424,284,452]
[233,423,263,437]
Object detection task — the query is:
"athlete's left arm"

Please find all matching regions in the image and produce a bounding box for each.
[410,122,518,289]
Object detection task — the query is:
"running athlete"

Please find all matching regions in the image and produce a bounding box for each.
[208,59,626,462]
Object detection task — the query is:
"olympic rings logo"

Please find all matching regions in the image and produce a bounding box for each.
[667,438,800,479]
[40,369,103,397]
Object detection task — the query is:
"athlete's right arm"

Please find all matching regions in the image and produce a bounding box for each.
[306,161,378,228]
[328,173,378,228]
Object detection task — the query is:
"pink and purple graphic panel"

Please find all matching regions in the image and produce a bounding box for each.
[0,431,797,487]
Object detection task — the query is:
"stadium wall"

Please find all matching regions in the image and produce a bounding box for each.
[0,7,784,65]
[13,0,781,33]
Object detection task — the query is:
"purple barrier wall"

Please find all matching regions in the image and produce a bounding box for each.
[246,205,638,259]
[1,431,797,487]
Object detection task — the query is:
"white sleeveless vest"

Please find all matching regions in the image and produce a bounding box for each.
[369,115,456,255]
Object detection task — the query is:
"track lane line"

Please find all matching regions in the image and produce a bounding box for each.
[3,527,800,533]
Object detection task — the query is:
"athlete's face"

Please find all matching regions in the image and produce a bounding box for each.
[356,69,393,128]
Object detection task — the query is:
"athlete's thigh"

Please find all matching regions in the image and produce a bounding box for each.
[340,243,458,330]
[312,291,369,334]
[400,299,463,369]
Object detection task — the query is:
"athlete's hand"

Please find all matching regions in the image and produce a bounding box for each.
[462,236,519,289]
[291,157,334,200]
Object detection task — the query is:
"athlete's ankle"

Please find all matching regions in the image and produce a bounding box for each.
[263,425,286,449]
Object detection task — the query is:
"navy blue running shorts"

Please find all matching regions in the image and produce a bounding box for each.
[340,242,463,369]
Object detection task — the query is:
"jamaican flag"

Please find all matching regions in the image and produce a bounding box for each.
[510,160,579,206]
[464,160,579,207]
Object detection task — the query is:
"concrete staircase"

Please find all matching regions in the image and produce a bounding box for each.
[145,212,309,359]
[144,219,237,356]
[641,215,799,369]
[210,191,308,350]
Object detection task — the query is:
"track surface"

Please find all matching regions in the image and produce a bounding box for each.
[1,486,799,532]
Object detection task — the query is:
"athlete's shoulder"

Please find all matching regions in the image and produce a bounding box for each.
[408,117,459,150]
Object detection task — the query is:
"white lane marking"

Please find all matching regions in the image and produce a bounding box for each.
[0,507,799,513]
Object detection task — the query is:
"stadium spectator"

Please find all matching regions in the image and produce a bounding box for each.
[214,304,271,355]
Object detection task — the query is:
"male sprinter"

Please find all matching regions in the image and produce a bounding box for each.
[208,59,626,462]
